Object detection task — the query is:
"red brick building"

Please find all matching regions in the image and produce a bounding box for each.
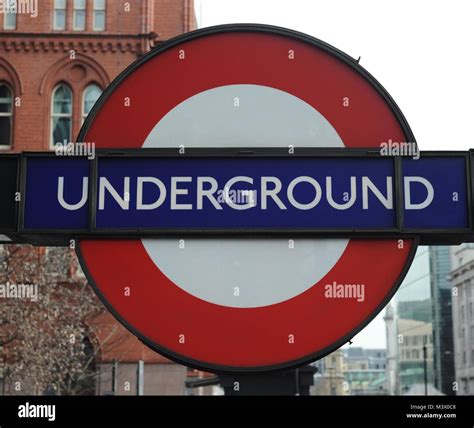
[89,311,189,395]
[0,0,197,395]
[0,0,196,151]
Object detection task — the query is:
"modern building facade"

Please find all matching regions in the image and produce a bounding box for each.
[393,247,434,393]
[450,244,474,395]
[429,246,455,395]
[313,348,387,395]
[397,318,434,393]
[343,347,386,370]
[343,347,387,395]
[385,245,455,395]
[344,369,386,395]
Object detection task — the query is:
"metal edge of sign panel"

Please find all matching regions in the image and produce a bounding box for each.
[9,149,474,244]
[0,153,21,242]
[71,23,422,373]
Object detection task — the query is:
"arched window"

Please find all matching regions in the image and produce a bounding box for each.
[82,84,102,123]
[0,83,13,148]
[51,84,72,147]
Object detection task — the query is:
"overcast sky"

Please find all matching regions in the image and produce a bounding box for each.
[195,0,474,152]
[193,0,474,348]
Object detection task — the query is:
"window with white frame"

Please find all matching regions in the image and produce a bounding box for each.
[3,0,17,30]
[0,84,13,148]
[73,0,86,31]
[93,0,106,31]
[82,84,102,123]
[53,0,67,30]
[51,84,72,148]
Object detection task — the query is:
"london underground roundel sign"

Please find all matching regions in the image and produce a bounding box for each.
[77,24,417,372]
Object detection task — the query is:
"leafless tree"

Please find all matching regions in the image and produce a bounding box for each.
[0,245,126,395]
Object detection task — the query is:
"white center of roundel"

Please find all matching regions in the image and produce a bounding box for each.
[142,84,348,308]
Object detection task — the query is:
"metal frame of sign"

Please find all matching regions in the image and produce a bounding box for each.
[0,148,470,246]
[0,153,21,243]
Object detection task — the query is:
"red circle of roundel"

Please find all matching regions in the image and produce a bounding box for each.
[77,25,417,373]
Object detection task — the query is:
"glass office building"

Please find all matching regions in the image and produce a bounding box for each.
[392,246,455,395]
[429,246,455,395]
